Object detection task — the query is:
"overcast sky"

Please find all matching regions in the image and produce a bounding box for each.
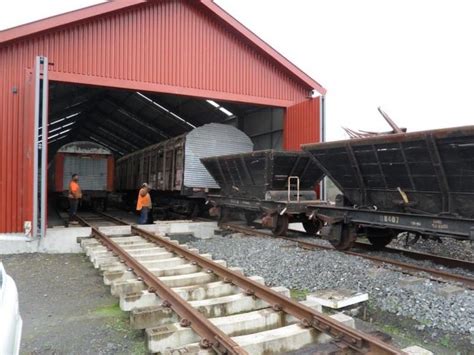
[1,0,473,140]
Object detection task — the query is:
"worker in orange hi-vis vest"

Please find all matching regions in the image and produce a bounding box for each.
[136,183,152,224]
[68,173,82,224]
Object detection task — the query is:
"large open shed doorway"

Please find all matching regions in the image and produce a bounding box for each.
[41,66,285,233]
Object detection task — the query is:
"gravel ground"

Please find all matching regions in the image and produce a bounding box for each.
[352,246,474,278]
[288,234,474,279]
[390,234,474,261]
[189,233,474,336]
[1,254,144,355]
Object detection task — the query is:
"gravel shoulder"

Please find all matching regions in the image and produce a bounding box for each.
[186,232,474,354]
[1,253,144,355]
[390,235,474,262]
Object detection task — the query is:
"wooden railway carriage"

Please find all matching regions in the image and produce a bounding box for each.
[115,123,253,217]
[49,141,114,210]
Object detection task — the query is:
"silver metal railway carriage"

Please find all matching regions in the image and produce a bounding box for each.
[302,125,474,250]
[115,123,253,218]
[201,150,325,235]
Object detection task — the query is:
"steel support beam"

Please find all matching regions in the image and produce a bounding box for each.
[101,97,171,139]
[89,110,155,146]
[80,127,132,154]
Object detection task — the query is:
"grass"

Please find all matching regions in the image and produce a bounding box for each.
[93,302,123,318]
[439,334,452,348]
[130,341,147,355]
[381,324,405,337]
[290,288,310,300]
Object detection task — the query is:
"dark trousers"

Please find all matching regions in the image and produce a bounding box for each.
[138,207,149,224]
[69,198,79,220]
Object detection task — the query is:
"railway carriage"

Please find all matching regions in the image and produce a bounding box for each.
[115,123,253,218]
[302,125,474,249]
[201,149,325,235]
[49,141,114,211]
[202,125,474,251]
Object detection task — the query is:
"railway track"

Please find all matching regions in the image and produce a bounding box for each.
[220,222,474,290]
[75,213,404,354]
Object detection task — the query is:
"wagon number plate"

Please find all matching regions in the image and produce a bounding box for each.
[381,215,399,224]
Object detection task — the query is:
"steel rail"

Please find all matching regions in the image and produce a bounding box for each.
[132,225,403,355]
[221,223,474,289]
[353,242,474,272]
[342,246,474,289]
[94,211,130,226]
[76,216,247,355]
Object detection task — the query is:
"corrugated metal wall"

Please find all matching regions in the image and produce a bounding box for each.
[284,97,321,151]
[0,0,319,233]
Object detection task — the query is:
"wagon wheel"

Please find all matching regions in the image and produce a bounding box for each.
[271,214,289,237]
[189,203,200,219]
[154,207,169,221]
[329,224,357,250]
[302,219,322,235]
[244,212,258,226]
[366,228,395,249]
[217,207,230,225]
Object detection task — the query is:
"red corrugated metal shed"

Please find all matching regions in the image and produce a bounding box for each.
[0,0,325,233]
[285,98,321,150]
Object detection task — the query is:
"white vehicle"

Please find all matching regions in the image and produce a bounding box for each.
[0,262,22,355]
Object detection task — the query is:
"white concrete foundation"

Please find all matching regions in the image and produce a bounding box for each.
[146,308,285,352]
[402,345,433,355]
[0,227,91,254]
[103,259,225,285]
[101,256,188,273]
[166,311,355,355]
[120,275,261,311]
[148,298,325,352]
[307,289,368,309]
[138,221,218,239]
[131,286,289,329]
[234,324,316,354]
[0,221,217,254]
[97,225,131,235]
[110,267,243,297]
[188,286,289,318]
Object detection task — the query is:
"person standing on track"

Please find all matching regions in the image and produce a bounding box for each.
[68,173,82,225]
[136,183,152,224]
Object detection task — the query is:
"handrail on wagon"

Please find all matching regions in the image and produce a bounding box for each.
[287,176,300,203]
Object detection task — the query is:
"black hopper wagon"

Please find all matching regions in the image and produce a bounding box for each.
[201,150,325,235]
[302,125,474,250]
[115,123,253,219]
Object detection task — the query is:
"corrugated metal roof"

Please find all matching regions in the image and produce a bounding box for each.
[47,82,266,157]
[0,0,326,95]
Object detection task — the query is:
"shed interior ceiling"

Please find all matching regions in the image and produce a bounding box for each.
[47,82,283,158]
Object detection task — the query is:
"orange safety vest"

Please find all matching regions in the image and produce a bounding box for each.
[69,181,82,199]
[136,188,152,210]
